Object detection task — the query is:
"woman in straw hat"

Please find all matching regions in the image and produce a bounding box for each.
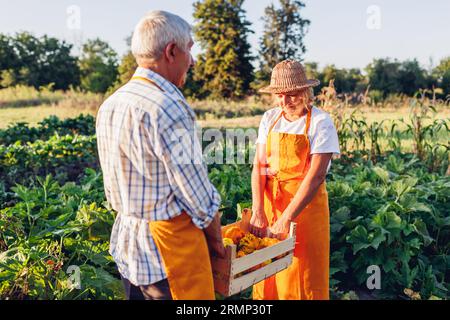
[249,59,340,300]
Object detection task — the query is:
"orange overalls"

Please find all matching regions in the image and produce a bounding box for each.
[253,108,330,300]
[132,76,215,300]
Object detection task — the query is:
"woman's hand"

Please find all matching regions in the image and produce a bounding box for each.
[268,213,292,240]
[249,207,269,238]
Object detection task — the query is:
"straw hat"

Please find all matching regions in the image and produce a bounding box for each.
[259,59,320,94]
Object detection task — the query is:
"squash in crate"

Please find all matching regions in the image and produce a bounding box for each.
[211,208,296,297]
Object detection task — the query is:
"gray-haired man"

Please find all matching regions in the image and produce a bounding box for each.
[96,11,225,300]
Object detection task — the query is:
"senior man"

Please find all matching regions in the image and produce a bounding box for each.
[96,11,225,300]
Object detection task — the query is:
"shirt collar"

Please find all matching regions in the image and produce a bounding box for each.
[133,67,196,120]
[133,67,184,99]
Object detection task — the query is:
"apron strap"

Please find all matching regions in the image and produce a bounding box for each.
[304,107,312,136]
[131,76,165,92]
[267,106,312,223]
[267,109,284,134]
[268,106,312,135]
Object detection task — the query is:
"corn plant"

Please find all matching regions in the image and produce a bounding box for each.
[403,90,438,161]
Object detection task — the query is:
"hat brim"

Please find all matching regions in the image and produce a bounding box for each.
[258,79,320,94]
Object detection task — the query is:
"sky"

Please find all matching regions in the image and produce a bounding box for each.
[1,0,449,70]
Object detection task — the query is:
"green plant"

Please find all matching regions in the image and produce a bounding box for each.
[0,172,123,300]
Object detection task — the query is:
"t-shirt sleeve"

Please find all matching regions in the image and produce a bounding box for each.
[256,112,269,145]
[310,114,340,155]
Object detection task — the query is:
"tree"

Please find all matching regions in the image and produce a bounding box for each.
[365,58,402,97]
[79,38,119,93]
[397,59,427,96]
[16,32,80,90]
[115,35,137,86]
[432,57,450,96]
[320,65,366,93]
[182,68,206,99]
[106,35,138,96]
[0,32,80,90]
[321,65,342,91]
[13,32,43,87]
[304,62,320,80]
[0,35,19,87]
[105,51,137,96]
[344,68,367,93]
[366,58,430,97]
[302,62,321,95]
[257,0,310,83]
[192,0,254,100]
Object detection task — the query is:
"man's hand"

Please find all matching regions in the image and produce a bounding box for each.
[249,207,269,238]
[207,238,226,259]
[204,213,226,258]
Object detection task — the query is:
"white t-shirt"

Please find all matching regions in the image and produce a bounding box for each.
[256,106,340,171]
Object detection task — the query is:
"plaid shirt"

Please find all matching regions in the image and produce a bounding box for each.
[96,67,221,286]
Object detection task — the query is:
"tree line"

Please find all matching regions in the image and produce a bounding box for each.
[0,0,449,100]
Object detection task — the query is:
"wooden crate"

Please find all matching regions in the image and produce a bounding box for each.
[211,210,296,297]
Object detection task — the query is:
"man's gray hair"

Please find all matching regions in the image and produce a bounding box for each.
[131,11,192,64]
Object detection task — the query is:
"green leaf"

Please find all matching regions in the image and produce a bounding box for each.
[369,230,386,250]
[402,223,415,236]
[329,267,341,276]
[385,211,402,230]
[413,219,434,246]
[408,202,432,213]
[372,209,402,231]
[328,181,354,198]
[383,259,396,273]
[236,201,252,222]
[392,177,418,198]
[333,206,350,222]
[440,216,450,227]
[373,167,390,184]
[346,226,371,254]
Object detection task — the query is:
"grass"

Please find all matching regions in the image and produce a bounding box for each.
[0,105,96,128]
[0,85,102,109]
[1,85,449,153]
[0,105,415,130]
[2,105,446,156]
[2,101,448,130]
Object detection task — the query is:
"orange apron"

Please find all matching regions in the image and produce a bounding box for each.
[131,76,215,300]
[149,212,215,300]
[253,108,330,300]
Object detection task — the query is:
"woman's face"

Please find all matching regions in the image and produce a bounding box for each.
[275,89,310,117]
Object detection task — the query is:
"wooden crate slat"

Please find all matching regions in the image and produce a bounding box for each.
[212,242,235,296]
[213,219,297,297]
[228,253,294,296]
[231,238,295,275]
[211,242,235,278]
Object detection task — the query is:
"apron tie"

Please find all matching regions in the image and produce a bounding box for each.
[268,170,303,225]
